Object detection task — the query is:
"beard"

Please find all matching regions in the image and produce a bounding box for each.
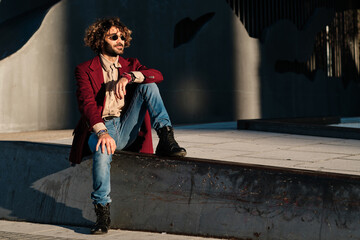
[103,41,124,56]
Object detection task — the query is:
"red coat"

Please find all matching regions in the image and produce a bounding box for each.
[69,55,163,164]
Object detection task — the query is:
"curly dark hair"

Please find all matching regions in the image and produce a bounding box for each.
[84,17,132,54]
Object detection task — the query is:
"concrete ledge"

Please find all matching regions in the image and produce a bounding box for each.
[111,151,360,239]
[237,117,360,140]
[1,141,360,239]
[0,141,94,226]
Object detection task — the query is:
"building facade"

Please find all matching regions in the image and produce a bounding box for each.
[0,0,359,132]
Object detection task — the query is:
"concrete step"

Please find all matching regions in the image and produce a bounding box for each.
[1,141,360,239]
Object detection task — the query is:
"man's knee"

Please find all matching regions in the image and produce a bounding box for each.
[137,82,159,95]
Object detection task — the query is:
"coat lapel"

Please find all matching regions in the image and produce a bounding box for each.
[88,56,104,91]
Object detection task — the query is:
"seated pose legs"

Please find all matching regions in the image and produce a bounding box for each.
[89,83,185,208]
[70,17,186,234]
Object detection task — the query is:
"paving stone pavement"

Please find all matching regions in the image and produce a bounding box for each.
[0,230,72,240]
[0,220,221,240]
[1,121,360,239]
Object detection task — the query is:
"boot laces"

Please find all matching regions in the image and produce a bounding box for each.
[161,127,179,148]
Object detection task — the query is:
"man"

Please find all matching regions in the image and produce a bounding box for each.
[69,17,186,234]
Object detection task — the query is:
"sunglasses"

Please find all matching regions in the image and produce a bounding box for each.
[108,34,126,41]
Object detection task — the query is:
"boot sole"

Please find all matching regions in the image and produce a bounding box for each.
[91,230,108,234]
[156,151,187,157]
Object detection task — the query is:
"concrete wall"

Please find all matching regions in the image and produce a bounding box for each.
[0,0,359,132]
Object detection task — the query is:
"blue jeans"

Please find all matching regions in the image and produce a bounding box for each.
[88,83,171,205]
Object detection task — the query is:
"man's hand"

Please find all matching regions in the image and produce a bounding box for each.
[115,77,128,99]
[96,133,116,155]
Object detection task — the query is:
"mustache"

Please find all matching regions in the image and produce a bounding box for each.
[115,43,124,47]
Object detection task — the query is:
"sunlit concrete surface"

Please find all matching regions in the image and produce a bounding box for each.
[1,122,360,175]
[0,220,219,240]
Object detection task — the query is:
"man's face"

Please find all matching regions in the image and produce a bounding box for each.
[102,26,125,56]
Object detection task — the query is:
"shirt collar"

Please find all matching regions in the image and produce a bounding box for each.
[99,54,122,72]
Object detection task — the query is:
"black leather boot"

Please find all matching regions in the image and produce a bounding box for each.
[91,203,111,234]
[156,126,186,157]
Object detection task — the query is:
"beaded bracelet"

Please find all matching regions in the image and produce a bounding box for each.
[96,129,108,137]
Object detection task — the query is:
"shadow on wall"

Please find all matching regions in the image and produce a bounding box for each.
[174,12,215,48]
[272,8,360,89]
[161,4,238,124]
[0,141,93,229]
[0,0,60,60]
[226,0,360,119]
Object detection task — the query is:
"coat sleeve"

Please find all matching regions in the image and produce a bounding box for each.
[75,65,104,130]
[127,58,164,84]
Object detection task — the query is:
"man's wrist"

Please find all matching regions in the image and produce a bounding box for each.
[130,71,144,83]
[93,122,106,133]
[121,72,135,84]
[96,129,108,137]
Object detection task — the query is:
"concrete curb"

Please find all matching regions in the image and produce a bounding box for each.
[1,141,360,239]
[0,141,94,226]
